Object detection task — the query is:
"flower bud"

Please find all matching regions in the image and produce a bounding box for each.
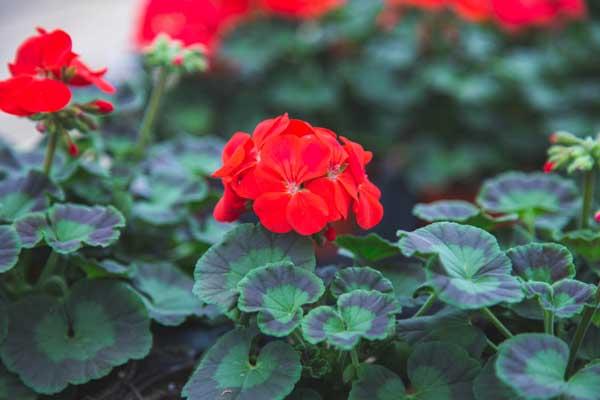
[595,211,600,224]
[324,226,337,242]
[68,142,79,157]
[91,99,114,114]
[35,122,47,134]
[543,161,555,174]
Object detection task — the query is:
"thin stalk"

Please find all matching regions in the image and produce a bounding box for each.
[544,310,555,336]
[567,283,600,377]
[350,349,360,371]
[482,307,514,339]
[486,337,498,352]
[414,292,437,317]
[38,251,60,285]
[43,125,59,175]
[580,169,595,229]
[136,67,169,154]
[292,330,306,349]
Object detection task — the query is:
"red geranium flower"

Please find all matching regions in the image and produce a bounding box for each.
[135,0,251,54]
[452,0,492,22]
[491,0,586,30]
[258,0,346,19]
[387,0,448,10]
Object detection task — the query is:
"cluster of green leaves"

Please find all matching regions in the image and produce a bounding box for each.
[184,166,600,399]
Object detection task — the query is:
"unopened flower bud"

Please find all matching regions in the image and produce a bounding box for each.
[324,226,337,242]
[543,161,555,174]
[91,99,114,114]
[36,122,47,134]
[68,142,79,157]
[595,211,600,223]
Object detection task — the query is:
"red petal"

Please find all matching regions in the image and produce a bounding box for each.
[213,132,253,179]
[9,29,73,76]
[253,192,293,233]
[354,189,384,230]
[286,190,329,235]
[284,119,316,137]
[252,113,290,148]
[19,78,71,113]
[0,77,33,116]
[213,183,246,222]
[68,59,116,94]
[297,135,331,182]
[306,177,351,221]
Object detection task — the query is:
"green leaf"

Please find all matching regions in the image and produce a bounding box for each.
[131,262,204,326]
[194,224,315,313]
[525,280,594,319]
[0,364,37,400]
[331,267,394,298]
[302,290,400,350]
[0,170,63,222]
[336,233,401,263]
[398,222,523,309]
[13,204,125,254]
[238,263,325,337]
[396,309,488,358]
[0,226,21,273]
[413,200,516,230]
[476,172,579,229]
[474,358,523,400]
[350,342,480,400]
[555,230,600,262]
[496,333,600,400]
[507,243,575,283]
[376,263,426,307]
[182,327,301,400]
[0,279,152,394]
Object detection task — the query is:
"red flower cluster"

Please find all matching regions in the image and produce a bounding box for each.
[213,115,383,236]
[0,28,115,117]
[388,0,586,29]
[258,0,345,19]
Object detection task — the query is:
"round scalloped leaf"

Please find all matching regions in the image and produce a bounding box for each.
[349,364,406,400]
[331,267,394,298]
[238,263,324,337]
[377,263,425,307]
[0,364,37,400]
[14,212,45,248]
[336,233,401,263]
[525,280,594,319]
[194,224,316,312]
[131,262,204,326]
[477,172,579,217]
[556,230,600,262]
[496,333,600,400]
[396,309,487,358]
[474,358,523,400]
[0,226,20,273]
[182,327,301,400]
[398,222,523,309]
[413,200,516,230]
[302,290,400,350]
[0,279,152,394]
[507,243,575,283]
[0,170,63,222]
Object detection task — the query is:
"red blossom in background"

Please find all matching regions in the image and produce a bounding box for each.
[134,0,251,54]
[258,0,346,19]
[0,28,115,117]
[213,114,384,236]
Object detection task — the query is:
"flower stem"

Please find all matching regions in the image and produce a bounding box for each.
[481,307,514,339]
[137,67,169,155]
[414,292,436,317]
[580,169,595,229]
[43,125,59,175]
[566,283,600,377]
[38,251,60,285]
[350,349,360,371]
[544,310,555,336]
[486,337,498,352]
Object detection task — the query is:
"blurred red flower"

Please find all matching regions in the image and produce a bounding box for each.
[0,28,115,117]
[135,0,251,53]
[491,0,586,30]
[213,114,384,236]
[258,0,346,19]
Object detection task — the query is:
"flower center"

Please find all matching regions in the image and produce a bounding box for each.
[286,181,301,195]
[327,164,342,180]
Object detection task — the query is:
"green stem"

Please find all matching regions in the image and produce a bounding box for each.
[136,67,169,155]
[293,330,306,349]
[580,169,595,229]
[350,349,360,371]
[38,251,60,285]
[486,337,498,352]
[567,284,600,377]
[482,307,514,339]
[544,310,555,336]
[43,125,59,175]
[42,276,69,297]
[414,292,437,317]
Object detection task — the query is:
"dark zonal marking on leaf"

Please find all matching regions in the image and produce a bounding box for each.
[525,280,594,319]
[0,279,151,395]
[507,243,575,283]
[14,212,47,248]
[331,266,394,298]
[414,200,479,222]
[335,233,401,263]
[0,170,64,222]
[182,327,301,400]
[194,223,315,313]
[0,226,20,273]
[398,222,523,309]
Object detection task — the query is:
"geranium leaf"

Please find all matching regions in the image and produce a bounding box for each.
[182,327,301,400]
[0,364,37,400]
[396,309,488,358]
[525,280,594,319]
[0,170,63,221]
[131,262,204,326]
[398,222,523,309]
[336,233,401,263]
[376,263,426,307]
[555,230,600,262]
[194,224,315,313]
[14,212,46,248]
[413,200,516,230]
[507,243,575,283]
[331,267,394,298]
[238,263,325,337]
[496,333,600,400]
[349,364,406,400]
[0,279,152,394]
[302,290,400,350]
[474,358,523,400]
[0,226,20,273]
[476,172,579,229]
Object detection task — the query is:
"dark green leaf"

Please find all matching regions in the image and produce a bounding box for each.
[331,266,394,298]
[0,226,20,273]
[507,243,575,283]
[336,233,400,263]
[0,170,63,222]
